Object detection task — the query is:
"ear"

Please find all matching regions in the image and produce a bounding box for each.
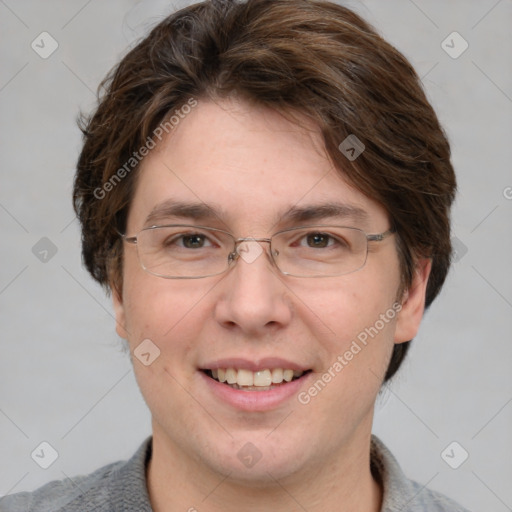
[394,258,432,344]
[112,285,129,340]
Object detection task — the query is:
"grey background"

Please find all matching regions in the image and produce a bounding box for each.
[1,1,511,510]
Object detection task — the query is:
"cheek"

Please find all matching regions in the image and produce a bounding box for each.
[123,283,208,349]
[296,270,401,405]
[299,294,399,422]
[120,274,210,414]
[295,270,399,345]
[121,247,208,345]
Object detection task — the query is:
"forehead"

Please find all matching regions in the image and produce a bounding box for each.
[128,98,388,232]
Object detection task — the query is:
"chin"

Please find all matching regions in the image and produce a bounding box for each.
[199,431,312,485]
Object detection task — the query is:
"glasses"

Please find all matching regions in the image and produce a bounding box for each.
[122,224,395,279]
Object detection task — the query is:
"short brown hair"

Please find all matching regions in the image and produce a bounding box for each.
[73,0,456,381]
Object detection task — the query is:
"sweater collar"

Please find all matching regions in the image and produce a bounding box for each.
[109,435,153,512]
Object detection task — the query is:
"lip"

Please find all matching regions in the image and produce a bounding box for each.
[198,367,313,412]
[200,357,309,372]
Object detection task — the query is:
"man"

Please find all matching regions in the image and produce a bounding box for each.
[2,0,469,510]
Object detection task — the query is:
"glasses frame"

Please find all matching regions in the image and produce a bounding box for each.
[121,224,395,279]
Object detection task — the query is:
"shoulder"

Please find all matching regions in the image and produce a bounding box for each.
[0,437,153,512]
[0,461,122,512]
[371,435,472,512]
[399,479,472,512]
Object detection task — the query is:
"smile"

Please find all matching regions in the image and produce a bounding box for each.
[203,368,311,390]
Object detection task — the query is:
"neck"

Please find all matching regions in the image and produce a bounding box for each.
[146,422,382,512]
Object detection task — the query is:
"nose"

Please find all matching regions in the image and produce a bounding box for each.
[214,240,293,336]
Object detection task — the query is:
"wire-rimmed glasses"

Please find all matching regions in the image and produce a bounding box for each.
[121,224,395,279]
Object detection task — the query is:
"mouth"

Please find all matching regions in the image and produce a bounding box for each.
[201,367,312,391]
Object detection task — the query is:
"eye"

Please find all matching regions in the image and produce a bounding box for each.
[296,231,349,249]
[163,231,215,249]
[302,232,334,248]
[180,233,211,249]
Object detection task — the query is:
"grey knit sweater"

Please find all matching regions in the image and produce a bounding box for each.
[0,436,470,511]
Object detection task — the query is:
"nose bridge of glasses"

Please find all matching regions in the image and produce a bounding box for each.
[234,236,272,245]
[229,237,273,266]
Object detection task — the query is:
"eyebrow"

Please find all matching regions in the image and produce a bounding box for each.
[280,203,369,225]
[144,199,369,228]
[144,200,225,226]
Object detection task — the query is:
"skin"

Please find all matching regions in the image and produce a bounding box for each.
[113,97,431,512]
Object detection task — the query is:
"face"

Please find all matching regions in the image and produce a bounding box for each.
[113,97,429,485]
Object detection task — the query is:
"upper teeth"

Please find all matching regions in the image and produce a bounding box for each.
[211,368,304,387]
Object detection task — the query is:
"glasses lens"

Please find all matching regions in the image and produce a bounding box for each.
[272,226,368,277]
[136,226,233,278]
